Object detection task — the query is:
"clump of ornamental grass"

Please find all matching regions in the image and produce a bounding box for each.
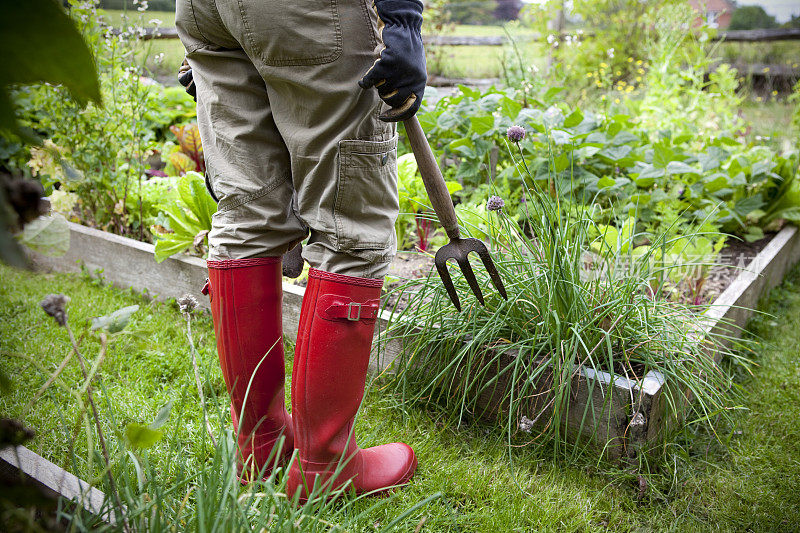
[382,125,750,459]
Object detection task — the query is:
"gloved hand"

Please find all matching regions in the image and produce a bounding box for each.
[359,0,426,122]
[178,57,197,101]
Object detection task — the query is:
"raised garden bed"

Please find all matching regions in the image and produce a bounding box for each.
[25,221,800,456]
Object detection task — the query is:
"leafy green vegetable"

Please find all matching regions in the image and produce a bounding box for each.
[152,172,217,262]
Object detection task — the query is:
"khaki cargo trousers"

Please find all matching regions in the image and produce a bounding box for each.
[176,0,399,278]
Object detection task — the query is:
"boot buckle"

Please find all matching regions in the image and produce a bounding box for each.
[346,302,362,321]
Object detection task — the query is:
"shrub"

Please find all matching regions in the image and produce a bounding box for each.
[414,84,799,246]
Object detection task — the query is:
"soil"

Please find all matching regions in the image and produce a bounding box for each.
[387,251,436,281]
[701,233,773,304]
[383,251,436,310]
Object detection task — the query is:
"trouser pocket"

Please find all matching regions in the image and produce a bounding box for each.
[236,0,342,66]
[176,0,238,52]
[334,136,399,252]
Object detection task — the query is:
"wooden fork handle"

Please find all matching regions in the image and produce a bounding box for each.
[403,115,461,240]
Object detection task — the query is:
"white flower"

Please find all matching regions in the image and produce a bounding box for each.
[519,416,535,433]
[148,18,163,26]
[546,34,556,44]
[607,48,615,59]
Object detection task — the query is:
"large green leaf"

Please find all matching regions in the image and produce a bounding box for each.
[17,213,70,256]
[178,172,216,230]
[161,204,200,237]
[154,233,194,263]
[652,143,675,169]
[500,96,522,120]
[0,0,100,132]
[666,161,700,176]
[469,115,494,135]
[91,305,139,333]
[563,108,584,128]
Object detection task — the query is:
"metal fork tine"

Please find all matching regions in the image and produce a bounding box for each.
[475,246,508,300]
[457,255,485,306]
[434,258,462,311]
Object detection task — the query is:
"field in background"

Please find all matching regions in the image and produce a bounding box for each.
[96,10,537,79]
[96,9,798,146]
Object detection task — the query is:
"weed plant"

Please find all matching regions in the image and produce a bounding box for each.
[384,128,751,460]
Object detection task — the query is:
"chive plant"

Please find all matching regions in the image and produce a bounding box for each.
[383,125,750,459]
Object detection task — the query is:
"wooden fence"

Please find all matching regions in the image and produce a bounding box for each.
[136,27,800,44]
[135,26,799,86]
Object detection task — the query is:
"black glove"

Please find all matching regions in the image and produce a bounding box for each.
[178,58,197,101]
[358,0,427,122]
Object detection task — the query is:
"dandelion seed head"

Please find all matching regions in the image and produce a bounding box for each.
[178,294,199,314]
[41,294,70,327]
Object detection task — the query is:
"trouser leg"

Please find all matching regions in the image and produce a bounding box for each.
[178,0,400,275]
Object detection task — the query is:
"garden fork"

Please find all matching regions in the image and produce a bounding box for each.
[404,115,508,311]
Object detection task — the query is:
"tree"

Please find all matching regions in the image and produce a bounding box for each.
[494,0,522,21]
[445,0,497,25]
[729,5,778,30]
[783,15,800,29]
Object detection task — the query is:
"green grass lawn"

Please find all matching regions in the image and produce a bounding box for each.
[740,99,797,148]
[2,260,800,531]
[98,8,176,27]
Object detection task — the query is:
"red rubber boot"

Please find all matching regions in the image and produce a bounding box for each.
[205,257,293,482]
[287,269,417,501]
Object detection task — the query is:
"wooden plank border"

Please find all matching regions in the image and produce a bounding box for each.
[0,444,114,523]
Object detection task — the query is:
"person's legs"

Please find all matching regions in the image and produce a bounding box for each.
[176,0,306,480]
[233,0,415,498]
[179,0,417,495]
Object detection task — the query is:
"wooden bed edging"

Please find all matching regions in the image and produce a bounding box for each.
[0,444,114,523]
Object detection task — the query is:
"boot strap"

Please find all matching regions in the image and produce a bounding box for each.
[319,295,380,322]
